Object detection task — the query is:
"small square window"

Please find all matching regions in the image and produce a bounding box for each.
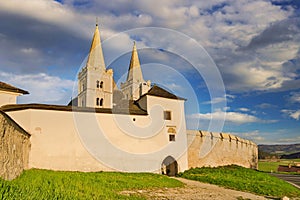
[169,134,175,142]
[164,111,171,120]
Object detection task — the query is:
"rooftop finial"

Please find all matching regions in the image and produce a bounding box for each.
[96,17,99,26]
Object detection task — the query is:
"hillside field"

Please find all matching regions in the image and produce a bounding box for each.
[259,159,300,173]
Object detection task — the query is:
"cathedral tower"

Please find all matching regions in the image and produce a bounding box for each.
[121,42,151,100]
[78,23,113,108]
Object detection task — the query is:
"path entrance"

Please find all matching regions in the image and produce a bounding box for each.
[161,156,178,176]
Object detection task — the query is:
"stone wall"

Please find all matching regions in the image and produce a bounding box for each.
[187,130,258,169]
[0,110,30,180]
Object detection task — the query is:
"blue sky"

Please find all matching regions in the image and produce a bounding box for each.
[0,0,299,144]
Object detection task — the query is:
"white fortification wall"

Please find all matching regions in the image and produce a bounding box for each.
[6,106,188,173]
[187,130,258,169]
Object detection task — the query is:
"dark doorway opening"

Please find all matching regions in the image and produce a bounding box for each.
[161,156,178,176]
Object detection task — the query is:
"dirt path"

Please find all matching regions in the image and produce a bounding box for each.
[121,177,272,200]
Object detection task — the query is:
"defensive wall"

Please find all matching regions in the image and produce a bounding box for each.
[187,130,258,169]
[0,104,258,180]
[1,103,188,174]
[0,110,30,180]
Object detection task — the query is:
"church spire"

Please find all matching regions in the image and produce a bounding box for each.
[86,23,106,71]
[126,41,144,83]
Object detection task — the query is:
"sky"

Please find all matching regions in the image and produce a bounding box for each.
[0,0,299,144]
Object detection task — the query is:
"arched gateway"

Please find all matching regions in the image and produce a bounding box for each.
[161,156,178,176]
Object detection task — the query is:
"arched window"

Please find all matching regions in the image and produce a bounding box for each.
[100,81,103,89]
[96,98,100,106]
[100,98,103,106]
[96,80,100,88]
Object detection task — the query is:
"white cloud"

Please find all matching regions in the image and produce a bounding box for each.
[241,130,266,143]
[255,103,275,109]
[189,107,278,126]
[281,109,300,120]
[0,0,88,36]
[0,71,74,105]
[189,110,273,124]
[289,110,300,120]
[202,94,235,104]
[290,92,300,104]
[238,107,250,112]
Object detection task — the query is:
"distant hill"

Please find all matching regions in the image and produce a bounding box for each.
[281,152,300,159]
[258,144,300,159]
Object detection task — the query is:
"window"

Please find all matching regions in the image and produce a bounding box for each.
[164,111,171,120]
[100,98,103,106]
[100,81,103,89]
[169,134,175,142]
[167,127,176,133]
[96,98,100,106]
[96,80,100,88]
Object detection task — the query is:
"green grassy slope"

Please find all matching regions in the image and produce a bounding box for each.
[0,169,183,199]
[178,165,300,198]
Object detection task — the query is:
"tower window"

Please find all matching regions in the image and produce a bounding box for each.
[96,80,100,88]
[100,98,103,106]
[169,134,175,142]
[96,98,100,106]
[100,81,103,89]
[164,111,172,120]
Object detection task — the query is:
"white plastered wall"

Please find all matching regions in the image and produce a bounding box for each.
[0,92,19,107]
[6,98,188,173]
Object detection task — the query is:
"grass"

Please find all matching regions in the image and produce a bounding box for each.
[0,169,183,199]
[178,165,300,198]
[259,159,300,173]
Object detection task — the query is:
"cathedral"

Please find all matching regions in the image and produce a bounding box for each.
[0,23,258,180]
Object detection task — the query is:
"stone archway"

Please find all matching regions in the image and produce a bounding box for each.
[161,156,178,176]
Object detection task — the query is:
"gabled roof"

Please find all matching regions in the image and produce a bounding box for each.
[0,81,29,95]
[142,85,186,100]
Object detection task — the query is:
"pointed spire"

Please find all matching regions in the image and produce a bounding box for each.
[86,23,105,71]
[126,41,144,82]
